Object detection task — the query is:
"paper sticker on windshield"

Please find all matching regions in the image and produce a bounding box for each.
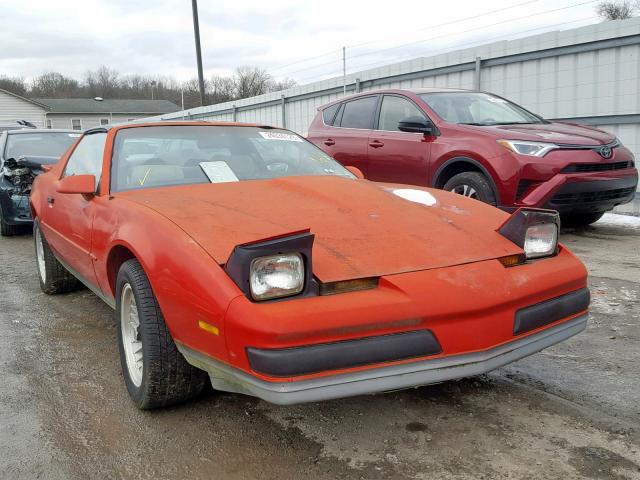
[199,161,239,183]
[68,133,81,137]
[259,131,303,142]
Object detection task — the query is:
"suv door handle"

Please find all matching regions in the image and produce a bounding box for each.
[47,196,55,206]
[323,139,335,146]
[369,140,384,148]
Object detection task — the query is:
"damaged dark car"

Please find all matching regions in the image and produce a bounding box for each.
[0,129,79,235]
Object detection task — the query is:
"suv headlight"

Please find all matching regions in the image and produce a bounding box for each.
[497,139,558,157]
[250,253,304,300]
[498,208,559,260]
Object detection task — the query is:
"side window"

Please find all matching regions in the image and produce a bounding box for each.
[63,133,107,179]
[322,103,340,125]
[339,96,377,129]
[378,96,427,131]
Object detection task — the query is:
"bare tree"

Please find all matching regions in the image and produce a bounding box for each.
[30,72,80,97]
[0,76,28,96]
[209,75,235,103]
[84,66,120,97]
[270,77,297,93]
[596,0,638,20]
[234,66,274,99]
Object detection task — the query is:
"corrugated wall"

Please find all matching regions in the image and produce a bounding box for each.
[149,17,640,186]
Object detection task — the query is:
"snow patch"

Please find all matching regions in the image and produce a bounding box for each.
[390,188,437,207]
[595,213,640,229]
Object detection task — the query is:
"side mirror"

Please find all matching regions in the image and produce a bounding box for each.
[345,165,365,179]
[57,174,96,195]
[398,116,435,135]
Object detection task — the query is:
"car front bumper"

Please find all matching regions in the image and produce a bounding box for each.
[177,313,587,405]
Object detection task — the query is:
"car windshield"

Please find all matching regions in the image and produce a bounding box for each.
[111,125,354,192]
[4,132,79,161]
[420,92,544,126]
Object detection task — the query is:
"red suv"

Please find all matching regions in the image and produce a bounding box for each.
[308,88,638,226]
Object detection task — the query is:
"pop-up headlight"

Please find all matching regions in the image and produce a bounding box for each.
[498,208,559,260]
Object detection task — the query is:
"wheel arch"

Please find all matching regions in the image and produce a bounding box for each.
[106,243,140,298]
[432,157,501,204]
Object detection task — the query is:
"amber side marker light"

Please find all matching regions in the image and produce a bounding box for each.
[498,254,527,267]
[319,277,379,296]
[198,320,220,336]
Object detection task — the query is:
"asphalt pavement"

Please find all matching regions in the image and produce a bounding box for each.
[1,213,639,480]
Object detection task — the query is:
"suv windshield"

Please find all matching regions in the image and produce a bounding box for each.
[111,125,354,192]
[4,132,79,161]
[420,92,544,126]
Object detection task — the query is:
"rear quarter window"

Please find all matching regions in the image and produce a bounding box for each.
[322,104,340,125]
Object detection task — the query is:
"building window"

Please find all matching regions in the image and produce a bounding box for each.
[71,119,82,131]
[100,118,109,125]
[46,119,52,129]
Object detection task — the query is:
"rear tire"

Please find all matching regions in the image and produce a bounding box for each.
[34,220,81,294]
[443,172,497,206]
[0,205,22,236]
[561,211,605,228]
[116,259,207,409]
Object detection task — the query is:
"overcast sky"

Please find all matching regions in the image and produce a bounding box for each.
[0,0,600,85]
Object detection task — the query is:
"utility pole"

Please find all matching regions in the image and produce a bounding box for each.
[191,0,206,106]
[342,46,346,96]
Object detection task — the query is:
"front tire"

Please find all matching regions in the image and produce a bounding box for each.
[116,259,207,409]
[34,220,80,294]
[443,172,497,206]
[561,211,605,228]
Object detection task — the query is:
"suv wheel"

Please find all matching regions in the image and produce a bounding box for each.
[443,172,497,206]
[561,211,605,228]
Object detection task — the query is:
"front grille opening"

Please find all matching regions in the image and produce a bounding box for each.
[551,187,635,205]
[561,161,632,173]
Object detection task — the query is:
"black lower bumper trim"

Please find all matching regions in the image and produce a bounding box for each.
[247,330,442,377]
[545,176,638,213]
[514,288,590,335]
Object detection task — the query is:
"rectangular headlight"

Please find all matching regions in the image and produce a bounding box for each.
[524,223,558,259]
[498,208,560,261]
[250,253,304,301]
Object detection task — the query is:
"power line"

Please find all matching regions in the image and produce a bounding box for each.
[269,0,539,73]
[276,0,599,79]
[293,15,597,84]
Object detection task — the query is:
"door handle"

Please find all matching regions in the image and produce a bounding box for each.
[323,139,335,146]
[369,140,384,148]
[47,196,55,206]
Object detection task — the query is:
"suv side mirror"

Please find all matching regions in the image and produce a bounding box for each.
[57,174,96,196]
[398,116,435,135]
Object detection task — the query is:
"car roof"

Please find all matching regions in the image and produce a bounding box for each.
[85,120,279,134]
[318,87,474,110]
[7,128,78,135]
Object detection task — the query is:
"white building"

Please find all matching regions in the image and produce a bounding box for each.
[0,89,178,130]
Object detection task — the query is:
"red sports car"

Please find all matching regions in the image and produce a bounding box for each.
[30,121,589,409]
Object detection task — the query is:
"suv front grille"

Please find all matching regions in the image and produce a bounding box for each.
[561,161,633,173]
[551,187,636,205]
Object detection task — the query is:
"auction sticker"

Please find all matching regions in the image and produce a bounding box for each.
[259,131,303,142]
[199,161,239,183]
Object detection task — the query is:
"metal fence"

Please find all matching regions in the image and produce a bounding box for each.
[148,17,640,187]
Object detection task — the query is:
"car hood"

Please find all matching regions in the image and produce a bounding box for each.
[118,176,521,282]
[465,121,615,146]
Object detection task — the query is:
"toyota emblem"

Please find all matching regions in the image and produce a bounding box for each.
[599,146,613,159]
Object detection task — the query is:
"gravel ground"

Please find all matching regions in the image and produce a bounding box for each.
[0,216,638,480]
